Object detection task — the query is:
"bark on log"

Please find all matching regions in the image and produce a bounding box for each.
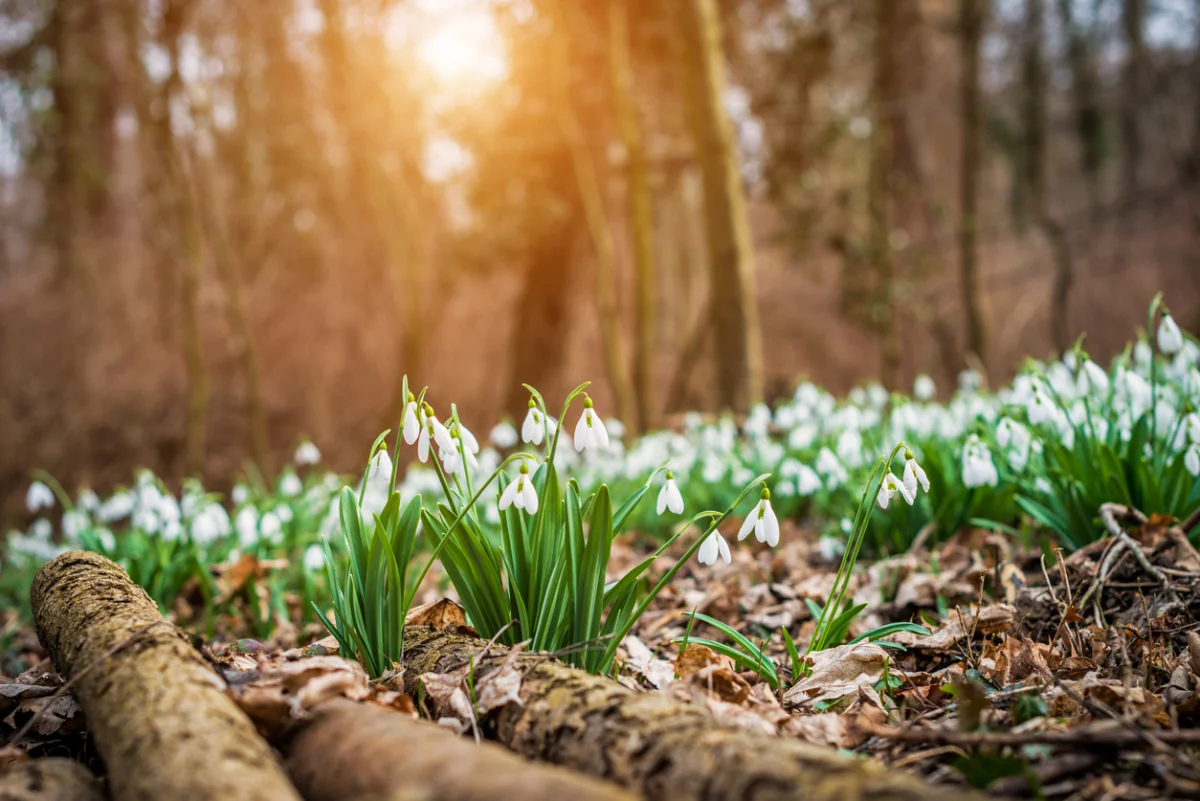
[401,626,987,801]
[31,552,301,801]
[0,758,105,801]
[279,698,638,801]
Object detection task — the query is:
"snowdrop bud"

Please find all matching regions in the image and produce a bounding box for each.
[279,471,302,497]
[1158,311,1184,355]
[1185,444,1200,477]
[697,530,731,566]
[656,471,684,516]
[294,441,321,466]
[913,375,936,401]
[490,421,519,449]
[403,393,421,445]
[303,544,325,572]
[25,481,54,513]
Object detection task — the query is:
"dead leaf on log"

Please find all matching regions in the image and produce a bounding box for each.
[405,598,467,630]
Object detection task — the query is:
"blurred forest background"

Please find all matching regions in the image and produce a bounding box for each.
[1,0,1199,522]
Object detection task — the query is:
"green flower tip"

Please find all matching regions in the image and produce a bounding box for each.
[760,487,771,500]
[583,395,594,409]
[904,447,914,461]
[528,397,536,409]
[407,391,415,403]
[665,469,674,480]
[518,460,531,475]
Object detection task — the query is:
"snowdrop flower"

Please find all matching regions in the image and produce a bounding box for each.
[403,393,421,445]
[99,491,135,522]
[456,421,480,457]
[961,435,999,488]
[573,395,610,452]
[294,441,321,466]
[996,418,1032,471]
[231,483,250,506]
[521,400,546,446]
[876,471,913,509]
[1159,311,1184,355]
[30,518,52,541]
[606,418,626,441]
[1185,444,1200,477]
[796,464,822,496]
[260,511,283,543]
[817,534,844,561]
[26,481,54,513]
[441,434,463,476]
[279,471,303,497]
[369,446,393,478]
[736,488,779,547]
[697,530,731,566]
[1027,386,1056,426]
[62,510,88,541]
[498,460,539,514]
[303,544,325,572]
[78,489,100,513]
[235,506,259,548]
[490,421,519,449]
[913,375,936,401]
[192,504,230,546]
[657,471,684,515]
[424,405,455,453]
[1077,356,1109,395]
[901,449,929,498]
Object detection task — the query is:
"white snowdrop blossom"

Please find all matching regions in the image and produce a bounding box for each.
[490,421,519,449]
[1077,356,1109,395]
[913,375,936,401]
[697,530,731,566]
[656,471,684,515]
[1159,312,1184,355]
[498,460,539,514]
[260,511,283,543]
[294,441,321,466]
[403,394,421,445]
[573,396,610,452]
[78,489,100,513]
[1185,444,1200,477]
[876,471,913,510]
[736,488,780,547]
[901,449,930,498]
[235,506,259,547]
[796,464,822,496]
[231,483,249,506]
[192,504,231,546]
[25,481,54,513]
[521,400,545,446]
[279,471,303,497]
[303,544,325,572]
[369,446,393,479]
[961,435,999,488]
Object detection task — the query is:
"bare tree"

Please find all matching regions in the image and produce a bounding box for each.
[959,0,988,369]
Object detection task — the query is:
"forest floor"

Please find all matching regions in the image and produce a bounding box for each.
[3,513,1199,800]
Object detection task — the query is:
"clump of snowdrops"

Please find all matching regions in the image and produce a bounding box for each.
[320,378,775,677]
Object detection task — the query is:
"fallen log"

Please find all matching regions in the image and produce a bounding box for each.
[401,626,987,801]
[31,552,302,801]
[279,698,638,801]
[0,758,105,801]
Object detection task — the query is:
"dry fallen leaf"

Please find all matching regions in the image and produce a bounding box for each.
[405,598,468,629]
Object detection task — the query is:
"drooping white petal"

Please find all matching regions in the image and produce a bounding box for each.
[441,448,461,476]
[417,425,431,463]
[913,460,930,492]
[458,424,480,455]
[432,417,455,452]
[761,502,780,547]
[656,483,670,515]
[716,532,731,564]
[736,504,758,541]
[1185,445,1200,477]
[665,479,684,514]
[573,410,590,450]
[593,414,610,450]
[521,479,539,514]
[403,401,421,445]
[698,531,719,565]
[876,482,891,509]
[1159,313,1184,355]
[521,407,539,444]
[902,460,919,500]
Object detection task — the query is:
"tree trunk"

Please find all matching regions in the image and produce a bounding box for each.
[1057,0,1104,206]
[278,697,636,801]
[1120,0,1146,197]
[400,626,986,801]
[31,552,301,801]
[0,760,104,801]
[610,0,657,433]
[551,0,638,431]
[1019,0,1047,226]
[870,0,900,390]
[679,0,763,413]
[959,0,987,370]
[506,189,582,420]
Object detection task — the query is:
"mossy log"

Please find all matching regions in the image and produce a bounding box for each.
[0,758,105,801]
[280,697,638,801]
[31,552,301,801]
[402,626,986,801]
